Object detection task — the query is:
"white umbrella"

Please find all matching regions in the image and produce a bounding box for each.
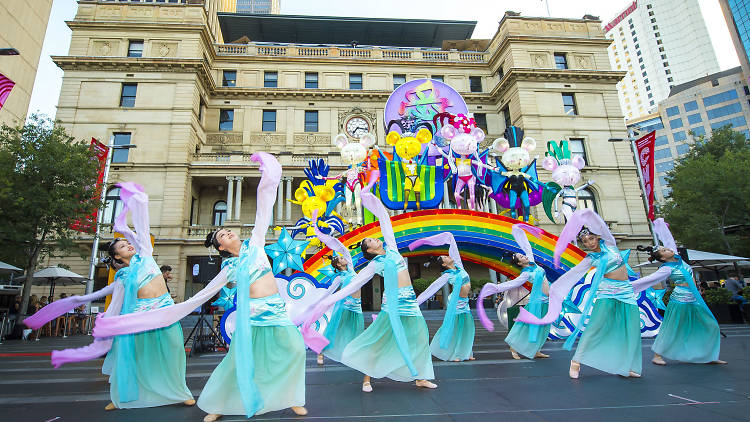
[32,266,87,298]
[0,261,22,274]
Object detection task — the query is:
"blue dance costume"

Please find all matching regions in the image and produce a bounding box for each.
[504,263,550,359]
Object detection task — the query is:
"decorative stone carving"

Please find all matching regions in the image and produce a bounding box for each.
[97,6,121,18]
[294,133,329,146]
[206,133,243,146]
[531,53,549,68]
[152,41,177,58]
[523,22,541,32]
[128,7,153,18]
[573,54,594,70]
[546,22,564,32]
[250,134,285,146]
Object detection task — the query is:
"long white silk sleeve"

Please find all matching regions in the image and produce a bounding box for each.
[631,265,671,293]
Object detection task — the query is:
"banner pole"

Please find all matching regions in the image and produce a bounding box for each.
[85,135,114,308]
[629,130,659,245]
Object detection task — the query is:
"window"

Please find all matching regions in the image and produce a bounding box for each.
[631,30,636,36]
[669,118,683,129]
[562,93,577,115]
[264,71,278,88]
[637,50,642,56]
[568,138,587,161]
[473,113,487,132]
[649,11,654,16]
[654,148,672,160]
[658,47,665,52]
[349,73,363,90]
[653,25,659,30]
[706,102,742,120]
[667,77,673,83]
[127,40,143,58]
[646,85,651,91]
[305,72,318,89]
[649,100,655,106]
[577,188,597,213]
[673,131,687,141]
[469,76,482,92]
[304,110,318,132]
[554,53,568,69]
[638,57,643,63]
[656,161,674,172]
[262,109,276,132]
[120,83,137,107]
[647,4,652,9]
[219,109,234,131]
[665,69,671,75]
[502,105,511,129]
[684,100,698,112]
[710,115,747,130]
[711,79,719,87]
[212,201,227,226]
[198,98,205,123]
[744,86,750,96]
[655,135,668,146]
[659,176,669,186]
[222,70,236,87]
[703,89,739,107]
[676,144,690,156]
[642,71,647,77]
[640,64,645,70]
[393,74,406,89]
[634,43,639,48]
[691,126,706,137]
[431,75,444,82]
[112,132,131,163]
[666,106,679,117]
[663,62,669,68]
[657,39,662,45]
[651,18,656,23]
[655,32,660,37]
[648,93,653,99]
[687,113,702,125]
[103,187,123,224]
[497,66,504,79]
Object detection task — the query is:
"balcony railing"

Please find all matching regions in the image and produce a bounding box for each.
[214,43,488,63]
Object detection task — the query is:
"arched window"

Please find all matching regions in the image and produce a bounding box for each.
[103,187,122,224]
[213,201,227,226]
[577,188,598,213]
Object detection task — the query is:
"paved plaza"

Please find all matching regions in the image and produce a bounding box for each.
[1,312,749,421]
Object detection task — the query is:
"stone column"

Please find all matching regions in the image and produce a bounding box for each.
[443,180,451,208]
[234,176,243,221]
[225,176,235,221]
[275,175,283,224]
[285,177,293,221]
[489,269,497,283]
[489,198,498,214]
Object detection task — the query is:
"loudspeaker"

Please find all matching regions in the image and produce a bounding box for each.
[195,256,221,285]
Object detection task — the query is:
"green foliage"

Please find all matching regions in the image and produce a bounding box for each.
[411,278,431,295]
[0,115,101,317]
[742,285,750,299]
[471,278,492,292]
[703,288,733,306]
[661,126,750,257]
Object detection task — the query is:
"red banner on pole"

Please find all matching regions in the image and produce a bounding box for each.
[72,138,109,233]
[635,131,656,220]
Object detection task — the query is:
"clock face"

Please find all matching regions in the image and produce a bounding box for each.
[345,116,370,139]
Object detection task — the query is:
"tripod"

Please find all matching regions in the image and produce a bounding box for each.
[184,306,226,356]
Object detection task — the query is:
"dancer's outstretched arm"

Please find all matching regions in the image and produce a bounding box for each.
[409,232,462,268]
[249,152,282,248]
[553,208,614,268]
[631,266,671,293]
[516,258,592,325]
[476,272,531,331]
[361,190,397,250]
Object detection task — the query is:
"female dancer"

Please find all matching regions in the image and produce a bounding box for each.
[516,209,642,379]
[408,232,476,361]
[302,189,437,392]
[631,219,725,365]
[91,153,307,420]
[312,213,365,367]
[476,224,550,360]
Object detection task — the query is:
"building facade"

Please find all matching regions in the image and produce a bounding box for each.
[719,0,750,80]
[604,0,719,120]
[220,0,280,14]
[628,66,750,200]
[43,0,651,307]
[0,0,53,126]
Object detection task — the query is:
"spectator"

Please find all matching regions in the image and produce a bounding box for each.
[726,273,746,306]
[160,265,173,294]
[27,295,39,316]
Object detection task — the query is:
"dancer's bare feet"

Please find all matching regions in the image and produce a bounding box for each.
[104,402,116,411]
[452,358,460,362]
[510,348,521,360]
[291,406,308,415]
[710,360,728,364]
[183,399,196,406]
[569,361,580,379]
[317,354,324,365]
[535,352,549,359]
[629,371,641,378]
[203,414,221,422]
[415,379,437,389]
[469,356,476,360]
[652,354,666,365]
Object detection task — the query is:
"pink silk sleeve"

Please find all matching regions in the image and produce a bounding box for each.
[516,257,592,325]
[511,223,543,263]
[361,191,397,250]
[289,278,342,327]
[24,282,117,329]
[92,267,230,337]
[115,182,152,256]
[476,272,530,331]
[416,273,452,305]
[249,152,282,248]
[408,232,462,268]
[313,212,353,268]
[652,218,677,253]
[632,266,671,293]
[554,209,613,268]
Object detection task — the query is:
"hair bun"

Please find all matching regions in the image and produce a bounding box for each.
[204,231,214,248]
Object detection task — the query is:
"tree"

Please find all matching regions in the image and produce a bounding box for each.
[0,115,100,320]
[661,126,750,257]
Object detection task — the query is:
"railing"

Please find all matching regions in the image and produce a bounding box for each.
[297,47,329,57]
[86,0,198,3]
[382,50,413,59]
[257,46,287,56]
[339,48,371,58]
[423,51,449,61]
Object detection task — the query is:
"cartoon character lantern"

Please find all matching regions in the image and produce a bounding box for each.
[541,140,594,223]
[489,127,541,222]
[386,128,432,210]
[322,132,376,226]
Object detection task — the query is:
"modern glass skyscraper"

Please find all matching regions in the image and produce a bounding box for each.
[236,0,280,14]
[720,0,750,80]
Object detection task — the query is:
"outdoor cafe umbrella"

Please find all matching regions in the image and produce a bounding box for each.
[32,266,87,298]
[0,261,22,274]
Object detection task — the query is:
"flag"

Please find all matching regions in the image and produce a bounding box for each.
[71,138,110,233]
[635,131,656,220]
[0,72,15,111]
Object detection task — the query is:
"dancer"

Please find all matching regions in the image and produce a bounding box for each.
[408,232,475,361]
[516,209,642,379]
[302,189,436,392]
[631,218,725,365]
[312,212,365,367]
[476,224,550,360]
[91,154,307,420]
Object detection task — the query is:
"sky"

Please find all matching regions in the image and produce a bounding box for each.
[26,0,739,120]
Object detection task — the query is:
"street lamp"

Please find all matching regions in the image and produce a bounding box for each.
[85,140,137,301]
[0,48,19,56]
[608,129,659,245]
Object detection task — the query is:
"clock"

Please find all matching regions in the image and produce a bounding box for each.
[345,116,370,139]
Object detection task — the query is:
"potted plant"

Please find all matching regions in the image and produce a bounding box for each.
[741,286,750,324]
[470,278,492,309]
[704,288,733,323]
[411,278,430,310]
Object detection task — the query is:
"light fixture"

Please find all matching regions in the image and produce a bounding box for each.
[0,48,19,56]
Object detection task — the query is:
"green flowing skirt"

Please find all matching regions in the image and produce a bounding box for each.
[109,322,193,408]
[197,325,305,416]
[505,303,550,359]
[430,313,475,361]
[652,301,720,363]
[323,309,365,362]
